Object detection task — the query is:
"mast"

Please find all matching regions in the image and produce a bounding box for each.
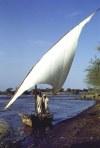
[34,85,37,114]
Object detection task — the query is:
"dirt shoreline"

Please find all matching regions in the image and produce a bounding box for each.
[37,100,100,148]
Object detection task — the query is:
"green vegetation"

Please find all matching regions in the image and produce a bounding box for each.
[97,46,100,51]
[82,46,100,99]
[85,57,100,89]
[85,46,100,90]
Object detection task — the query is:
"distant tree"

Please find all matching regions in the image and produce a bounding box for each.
[23,90,31,95]
[0,91,3,95]
[97,46,100,51]
[59,88,64,92]
[5,88,14,95]
[85,56,100,89]
[82,88,88,92]
[66,88,72,92]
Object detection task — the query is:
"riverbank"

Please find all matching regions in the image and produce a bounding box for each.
[36,100,100,148]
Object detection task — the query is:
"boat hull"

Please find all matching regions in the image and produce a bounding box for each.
[20,113,53,129]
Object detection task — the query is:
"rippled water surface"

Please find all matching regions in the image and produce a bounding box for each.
[0,95,95,126]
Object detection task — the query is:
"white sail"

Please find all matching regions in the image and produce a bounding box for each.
[5,12,96,109]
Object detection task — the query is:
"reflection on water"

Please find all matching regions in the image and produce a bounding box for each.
[0,95,95,147]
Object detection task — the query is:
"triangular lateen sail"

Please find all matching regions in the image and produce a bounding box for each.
[5,11,96,109]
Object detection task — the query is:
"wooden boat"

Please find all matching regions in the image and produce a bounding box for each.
[19,112,53,128]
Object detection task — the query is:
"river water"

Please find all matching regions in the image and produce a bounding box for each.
[0,95,95,147]
[0,95,95,126]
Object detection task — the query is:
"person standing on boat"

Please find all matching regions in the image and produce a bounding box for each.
[43,94,49,113]
[36,92,49,115]
[36,91,43,115]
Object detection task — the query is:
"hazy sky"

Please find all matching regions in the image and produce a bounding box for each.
[0,0,100,90]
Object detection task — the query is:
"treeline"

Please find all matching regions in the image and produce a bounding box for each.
[0,88,30,96]
[0,87,89,96]
[0,88,53,95]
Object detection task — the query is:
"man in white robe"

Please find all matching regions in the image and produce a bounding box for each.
[36,92,43,114]
[43,94,49,113]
